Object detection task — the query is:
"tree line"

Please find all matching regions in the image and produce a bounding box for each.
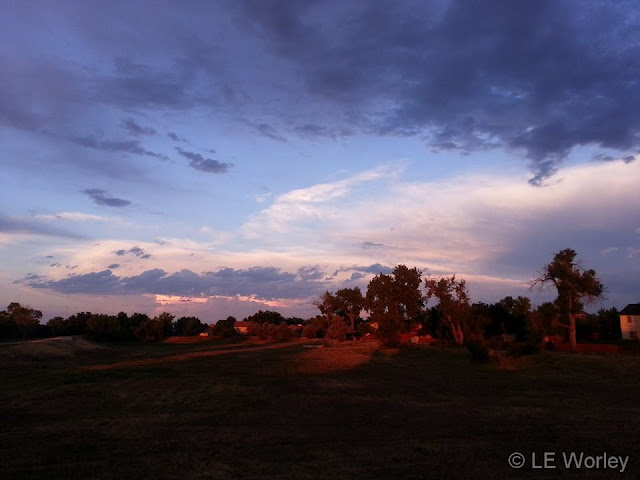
[0,249,615,352]
[309,249,609,351]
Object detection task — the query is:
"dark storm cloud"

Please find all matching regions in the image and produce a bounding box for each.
[239,0,640,185]
[26,266,329,299]
[94,57,200,110]
[4,1,638,187]
[294,123,352,140]
[68,135,167,159]
[0,216,84,239]
[121,118,156,136]
[175,147,233,174]
[83,189,131,208]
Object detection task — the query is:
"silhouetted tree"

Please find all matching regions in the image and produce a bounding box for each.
[366,265,424,345]
[244,310,286,325]
[174,316,205,336]
[66,312,92,335]
[425,275,469,345]
[7,303,42,338]
[86,314,121,340]
[532,248,604,352]
[334,287,365,331]
[47,316,67,336]
[314,291,338,326]
[212,316,237,337]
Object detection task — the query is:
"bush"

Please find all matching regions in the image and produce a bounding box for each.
[508,342,540,357]
[466,338,490,363]
[302,317,328,339]
[376,314,402,347]
[274,322,293,341]
[326,317,348,341]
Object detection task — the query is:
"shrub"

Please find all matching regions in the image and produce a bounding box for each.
[376,314,402,347]
[326,317,348,341]
[274,322,293,341]
[302,316,328,339]
[466,337,490,363]
[508,342,541,357]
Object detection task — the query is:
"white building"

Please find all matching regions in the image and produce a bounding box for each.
[620,304,640,340]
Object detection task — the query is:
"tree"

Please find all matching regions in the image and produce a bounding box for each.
[174,316,205,336]
[244,310,286,325]
[212,316,237,338]
[302,316,328,338]
[155,312,175,338]
[532,248,604,352]
[334,287,365,331]
[47,316,67,336]
[314,291,338,325]
[528,302,559,343]
[326,316,349,341]
[7,302,42,338]
[425,275,470,345]
[366,265,424,345]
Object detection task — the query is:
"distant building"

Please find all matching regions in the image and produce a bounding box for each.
[234,321,255,335]
[620,304,640,340]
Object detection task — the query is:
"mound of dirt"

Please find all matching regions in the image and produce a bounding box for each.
[163,336,215,344]
[0,336,107,359]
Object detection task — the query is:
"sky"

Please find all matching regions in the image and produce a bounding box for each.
[1,0,639,322]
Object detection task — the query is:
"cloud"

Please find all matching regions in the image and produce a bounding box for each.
[362,241,385,249]
[108,263,120,269]
[237,0,640,184]
[335,264,394,277]
[83,189,131,208]
[68,135,167,159]
[175,147,233,174]
[255,123,287,142]
[113,246,151,258]
[242,160,640,290]
[25,265,329,300]
[243,164,400,239]
[121,118,156,136]
[0,216,84,239]
[33,212,108,222]
[167,132,185,142]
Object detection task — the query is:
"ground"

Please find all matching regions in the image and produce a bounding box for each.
[1,336,640,479]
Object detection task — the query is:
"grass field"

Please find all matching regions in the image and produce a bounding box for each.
[2,336,640,479]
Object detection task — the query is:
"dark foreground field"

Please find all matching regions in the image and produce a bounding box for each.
[2,337,640,480]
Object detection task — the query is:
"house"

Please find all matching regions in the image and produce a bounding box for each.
[620,304,640,340]
[234,321,256,335]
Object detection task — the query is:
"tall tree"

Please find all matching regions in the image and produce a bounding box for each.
[532,248,604,352]
[314,291,338,325]
[366,265,424,345]
[334,287,365,331]
[425,275,469,345]
[7,302,42,338]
